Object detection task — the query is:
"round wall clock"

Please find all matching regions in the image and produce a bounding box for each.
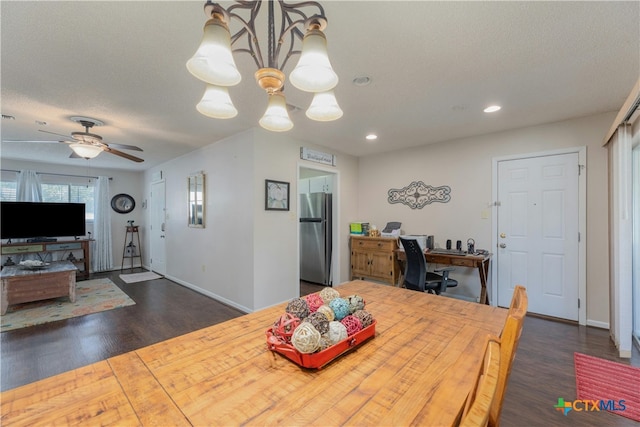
[111,193,135,214]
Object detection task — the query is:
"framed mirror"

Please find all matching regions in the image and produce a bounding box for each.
[188,173,205,228]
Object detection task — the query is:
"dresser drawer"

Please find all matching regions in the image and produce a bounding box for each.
[47,242,82,251]
[352,238,396,252]
[2,244,44,255]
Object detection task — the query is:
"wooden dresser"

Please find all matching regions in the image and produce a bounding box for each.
[350,236,399,285]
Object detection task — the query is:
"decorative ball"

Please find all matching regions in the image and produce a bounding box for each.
[319,287,340,304]
[272,312,301,343]
[327,321,348,344]
[317,335,332,351]
[329,297,350,321]
[291,322,321,354]
[286,298,310,320]
[341,315,363,336]
[347,294,365,313]
[304,293,324,313]
[303,311,330,335]
[316,304,335,322]
[353,309,374,328]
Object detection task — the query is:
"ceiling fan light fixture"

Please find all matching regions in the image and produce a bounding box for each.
[306,90,343,121]
[70,142,102,159]
[186,15,241,87]
[196,84,238,119]
[71,131,102,144]
[259,92,294,132]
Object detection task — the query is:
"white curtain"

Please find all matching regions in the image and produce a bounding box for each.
[92,176,113,272]
[16,170,42,201]
[607,124,633,358]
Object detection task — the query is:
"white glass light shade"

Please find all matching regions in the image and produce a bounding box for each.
[186,19,241,86]
[289,29,338,93]
[259,92,293,132]
[306,90,343,121]
[196,85,238,119]
[70,143,102,159]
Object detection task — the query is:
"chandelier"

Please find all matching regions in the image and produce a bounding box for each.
[186,0,342,132]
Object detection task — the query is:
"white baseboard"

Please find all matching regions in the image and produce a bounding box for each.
[165,274,252,314]
[586,319,609,329]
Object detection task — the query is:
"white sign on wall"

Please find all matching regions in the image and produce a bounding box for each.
[300,147,336,166]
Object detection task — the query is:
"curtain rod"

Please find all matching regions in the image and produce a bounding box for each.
[1,169,112,180]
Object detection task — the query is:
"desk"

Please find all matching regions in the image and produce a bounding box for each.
[396,250,492,305]
[0,281,507,426]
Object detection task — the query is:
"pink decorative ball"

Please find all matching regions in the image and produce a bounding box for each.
[341,315,363,336]
[305,293,324,313]
[272,312,301,343]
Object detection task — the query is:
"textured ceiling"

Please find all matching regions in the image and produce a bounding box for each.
[1,1,639,171]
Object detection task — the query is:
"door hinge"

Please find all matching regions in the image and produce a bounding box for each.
[578,298,580,309]
[578,164,585,175]
[578,232,580,242]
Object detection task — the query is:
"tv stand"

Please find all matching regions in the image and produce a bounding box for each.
[27,237,58,243]
[1,239,91,280]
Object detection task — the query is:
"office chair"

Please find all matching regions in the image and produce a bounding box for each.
[399,237,458,294]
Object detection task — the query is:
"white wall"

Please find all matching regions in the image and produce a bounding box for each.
[1,159,143,270]
[143,128,358,312]
[358,112,614,325]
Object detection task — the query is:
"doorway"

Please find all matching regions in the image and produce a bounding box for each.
[492,148,586,324]
[150,179,166,275]
[298,165,338,288]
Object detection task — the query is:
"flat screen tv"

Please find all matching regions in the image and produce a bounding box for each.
[1,202,86,241]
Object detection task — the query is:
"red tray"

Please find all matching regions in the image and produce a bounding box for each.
[266,320,376,369]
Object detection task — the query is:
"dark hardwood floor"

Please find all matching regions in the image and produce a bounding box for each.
[1,273,638,426]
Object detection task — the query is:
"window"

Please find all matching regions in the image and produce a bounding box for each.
[0,171,95,221]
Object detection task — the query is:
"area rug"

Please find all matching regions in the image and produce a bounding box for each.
[1,278,135,333]
[574,352,640,422]
[119,271,163,284]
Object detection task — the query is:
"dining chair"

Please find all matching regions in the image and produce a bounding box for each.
[399,237,458,294]
[459,336,501,427]
[489,285,528,427]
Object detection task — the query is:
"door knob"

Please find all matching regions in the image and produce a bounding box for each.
[500,233,506,238]
[499,243,507,248]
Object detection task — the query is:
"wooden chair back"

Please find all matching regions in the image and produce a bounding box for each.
[489,285,528,427]
[459,336,501,427]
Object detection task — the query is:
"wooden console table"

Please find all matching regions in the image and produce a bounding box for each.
[1,261,77,315]
[396,249,492,304]
[1,239,91,280]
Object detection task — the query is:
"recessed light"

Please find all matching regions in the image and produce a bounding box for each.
[484,105,501,113]
[365,134,377,141]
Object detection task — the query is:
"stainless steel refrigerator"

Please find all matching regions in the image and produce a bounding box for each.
[300,192,332,285]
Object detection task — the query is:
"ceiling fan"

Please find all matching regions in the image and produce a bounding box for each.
[5,116,144,163]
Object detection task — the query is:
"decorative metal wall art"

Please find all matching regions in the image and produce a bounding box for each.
[387,181,451,209]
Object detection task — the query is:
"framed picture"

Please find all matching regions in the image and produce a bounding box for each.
[265,179,290,211]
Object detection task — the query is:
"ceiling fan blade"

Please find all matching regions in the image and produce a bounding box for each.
[1,139,67,143]
[102,146,144,163]
[39,129,71,138]
[105,142,143,152]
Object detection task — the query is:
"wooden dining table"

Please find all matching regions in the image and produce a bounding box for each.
[1,281,507,426]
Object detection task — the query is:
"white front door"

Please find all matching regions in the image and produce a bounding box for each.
[496,152,579,320]
[150,180,166,275]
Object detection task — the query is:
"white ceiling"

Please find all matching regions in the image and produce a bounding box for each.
[1,1,639,172]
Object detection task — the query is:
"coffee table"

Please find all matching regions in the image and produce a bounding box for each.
[1,261,77,315]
